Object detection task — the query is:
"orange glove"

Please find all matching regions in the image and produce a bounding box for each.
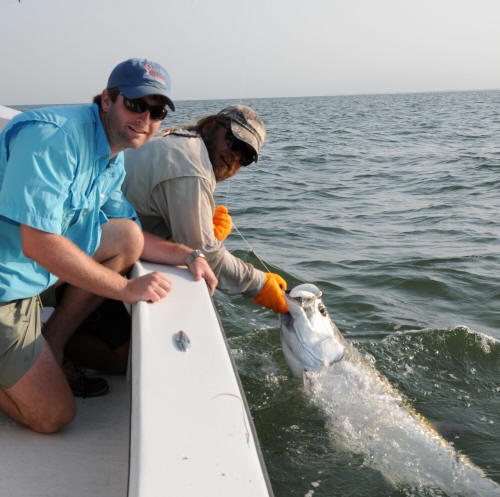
[213,205,232,241]
[253,273,288,313]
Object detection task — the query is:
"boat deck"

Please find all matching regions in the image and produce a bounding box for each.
[0,375,130,497]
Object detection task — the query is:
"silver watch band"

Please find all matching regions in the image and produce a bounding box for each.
[184,249,206,266]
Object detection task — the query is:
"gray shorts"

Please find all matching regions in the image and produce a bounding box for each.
[0,296,46,389]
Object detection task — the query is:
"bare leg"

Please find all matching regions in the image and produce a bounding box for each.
[43,219,143,364]
[0,343,75,433]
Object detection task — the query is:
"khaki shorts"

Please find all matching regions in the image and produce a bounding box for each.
[0,296,46,389]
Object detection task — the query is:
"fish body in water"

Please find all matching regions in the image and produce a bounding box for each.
[280,283,500,496]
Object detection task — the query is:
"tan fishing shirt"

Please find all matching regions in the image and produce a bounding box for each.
[122,132,266,297]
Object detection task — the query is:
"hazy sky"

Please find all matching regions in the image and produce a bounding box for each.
[1,0,499,104]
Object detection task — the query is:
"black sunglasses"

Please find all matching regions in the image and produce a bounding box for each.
[122,95,168,121]
[220,122,256,166]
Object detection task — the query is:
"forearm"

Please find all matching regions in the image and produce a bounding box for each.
[141,230,192,265]
[21,225,129,300]
[140,230,218,295]
[207,246,266,297]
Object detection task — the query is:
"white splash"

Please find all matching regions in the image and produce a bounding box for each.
[305,344,500,496]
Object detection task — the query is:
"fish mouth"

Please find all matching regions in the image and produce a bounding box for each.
[285,283,323,307]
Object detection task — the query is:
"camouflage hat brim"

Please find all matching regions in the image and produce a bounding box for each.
[217,105,266,162]
[229,122,260,161]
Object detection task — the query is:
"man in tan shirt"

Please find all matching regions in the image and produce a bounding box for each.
[123,105,288,313]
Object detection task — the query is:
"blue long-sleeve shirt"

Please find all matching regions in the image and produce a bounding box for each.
[0,103,139,301]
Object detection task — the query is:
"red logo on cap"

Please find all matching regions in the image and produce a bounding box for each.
[143,63,166,84]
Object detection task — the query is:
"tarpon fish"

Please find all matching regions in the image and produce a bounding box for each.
[280,283,500,496]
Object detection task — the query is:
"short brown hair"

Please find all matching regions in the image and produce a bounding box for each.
[92,87,120,108]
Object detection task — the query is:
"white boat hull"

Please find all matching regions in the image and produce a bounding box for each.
[129,261,273,497]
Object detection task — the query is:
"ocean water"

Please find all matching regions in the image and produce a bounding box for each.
[167,91,500,497]
[16,90,500,496]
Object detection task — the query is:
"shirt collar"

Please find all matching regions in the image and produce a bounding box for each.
[91,103,123,168]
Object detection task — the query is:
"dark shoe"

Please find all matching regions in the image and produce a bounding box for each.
[62,359,109,398]
[69,374,109,398]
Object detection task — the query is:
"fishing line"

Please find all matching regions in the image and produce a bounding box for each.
[223,180,272,274]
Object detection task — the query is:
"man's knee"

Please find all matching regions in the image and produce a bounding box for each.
[120,219,144,259]
[3,343,77,434]
[97,219,144,268]
[27,401,76,434]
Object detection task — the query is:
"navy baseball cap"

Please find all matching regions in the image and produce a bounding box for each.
[107,58,175,111]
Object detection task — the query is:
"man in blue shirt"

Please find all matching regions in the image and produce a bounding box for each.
[0,58,216,433]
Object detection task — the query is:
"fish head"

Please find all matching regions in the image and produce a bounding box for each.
[280,283,346,378]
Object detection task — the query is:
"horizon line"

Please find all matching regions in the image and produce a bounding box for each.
[4,86,500,107]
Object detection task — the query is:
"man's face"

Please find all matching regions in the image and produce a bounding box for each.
[101,92,163,157]
[203,120,249,182]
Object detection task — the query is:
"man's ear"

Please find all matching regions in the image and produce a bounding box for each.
[101,89,113,112]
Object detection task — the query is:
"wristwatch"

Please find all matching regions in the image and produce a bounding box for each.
[184,249,206,266]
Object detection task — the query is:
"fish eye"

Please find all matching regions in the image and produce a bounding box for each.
[318,305,327,316]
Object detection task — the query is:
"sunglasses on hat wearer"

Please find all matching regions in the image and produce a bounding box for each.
[218,120,256,166]
[122,94,168,121]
